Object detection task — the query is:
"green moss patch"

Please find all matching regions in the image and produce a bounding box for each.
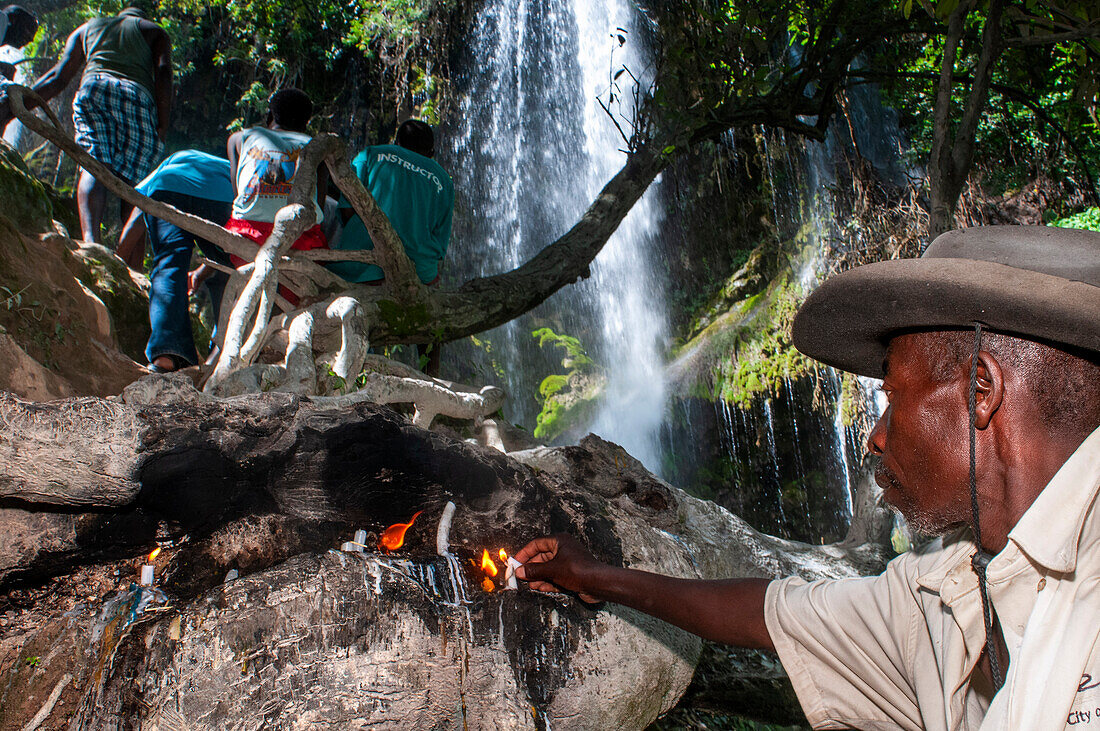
[531,327,605,442]
[0,141,53,233]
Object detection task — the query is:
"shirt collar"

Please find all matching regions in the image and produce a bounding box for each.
[1007,424,1100,573]
[914,530,975,595]
[914,424,1100,593]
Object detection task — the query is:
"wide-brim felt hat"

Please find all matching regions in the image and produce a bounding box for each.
[792,225,1100,378]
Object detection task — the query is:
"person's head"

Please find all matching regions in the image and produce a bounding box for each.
[791,225,1100,537]
[2,5,37,49]
[867,329,1100,535]
[395,119,435,158]
[119,5,148,19]
[266,88,313,133]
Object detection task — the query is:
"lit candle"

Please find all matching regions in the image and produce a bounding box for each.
[140,547,161,585]
[504,557,522,590]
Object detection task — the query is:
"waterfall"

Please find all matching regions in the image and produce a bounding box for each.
[446,0,667,470]
[660,81,906,543]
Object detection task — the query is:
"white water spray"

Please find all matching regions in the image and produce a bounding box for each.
[449,0,668,470]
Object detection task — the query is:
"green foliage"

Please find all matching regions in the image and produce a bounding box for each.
[346,0,441,50]
[877,1,1100,196]
[1053,207,1100,231]
[643,0,909,149]
[31,0,454,151]
[531,327,595,368]
[530,327,604,442]
[376,299,430,337]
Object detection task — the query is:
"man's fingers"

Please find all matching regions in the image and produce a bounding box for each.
[526,580,559,593]
[516,559,553,582]
[514,536,560,565]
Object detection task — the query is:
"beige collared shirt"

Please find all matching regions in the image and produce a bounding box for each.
[765,426,1100,730]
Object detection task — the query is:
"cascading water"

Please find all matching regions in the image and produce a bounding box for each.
[660,82,906,543]
[445,0,668,471]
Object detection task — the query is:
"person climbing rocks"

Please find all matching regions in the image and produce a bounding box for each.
[516,225,1100,730]
[226,87,327,285]
[116,150,235,373]
[328,119,454,375]
[15,5,171,244]
[0,5,38,81]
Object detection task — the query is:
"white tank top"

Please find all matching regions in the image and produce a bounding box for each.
[232,127,323,223]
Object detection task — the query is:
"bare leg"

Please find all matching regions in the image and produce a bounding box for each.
[76,169,106,243]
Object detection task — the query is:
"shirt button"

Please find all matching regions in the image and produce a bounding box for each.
[1037,577,1047,591]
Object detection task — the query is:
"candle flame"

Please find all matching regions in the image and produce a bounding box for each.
[498,548,508,563]
[480,549,498,577]
[482,577,495,593]
[378,510,423,551]
[148,547,162,562]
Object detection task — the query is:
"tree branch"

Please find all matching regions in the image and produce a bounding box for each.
[322,135,424,305]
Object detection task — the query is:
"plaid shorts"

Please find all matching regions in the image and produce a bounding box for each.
[73,73,162,184]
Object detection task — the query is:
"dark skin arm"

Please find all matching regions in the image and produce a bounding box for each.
[0,25,85,129]
[227,131,242,197]
[515,534,774,650]
[139,20,172,141]
[31,25,86,103]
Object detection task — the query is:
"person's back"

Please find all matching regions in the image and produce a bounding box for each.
[225,88,328,277]
[231,126,320,224]
[82,13,154,96]
[19,6,172,242]
[331,122,454,285]
[138,149,233,201]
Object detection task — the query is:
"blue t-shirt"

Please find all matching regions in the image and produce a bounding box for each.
[329,144,454,284]
[136,150,235,202]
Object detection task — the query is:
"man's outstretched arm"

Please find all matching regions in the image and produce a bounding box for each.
[31,26,85,102]
[515,534,774,650]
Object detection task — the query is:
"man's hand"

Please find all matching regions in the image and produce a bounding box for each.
[188,264,213,296]
[515,532,775,650]
[515,534,606,603]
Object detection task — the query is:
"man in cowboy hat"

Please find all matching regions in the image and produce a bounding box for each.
[515,225,1100,730]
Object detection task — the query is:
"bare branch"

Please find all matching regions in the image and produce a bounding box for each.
[321,135,424,305]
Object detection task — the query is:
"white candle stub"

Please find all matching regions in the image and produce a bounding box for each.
[353,529,368,551]
[140,565,155,585]
[340,541,357,552]
[504,557,522,590]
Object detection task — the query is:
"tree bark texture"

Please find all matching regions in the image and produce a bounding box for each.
[928,0,1005,241]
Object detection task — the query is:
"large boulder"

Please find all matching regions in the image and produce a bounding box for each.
[0,383,889,729]
[0,139,147,399]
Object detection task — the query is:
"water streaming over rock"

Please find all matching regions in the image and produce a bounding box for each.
[445,0,668,470]
[446,4,906,541]
[661,82,905,543]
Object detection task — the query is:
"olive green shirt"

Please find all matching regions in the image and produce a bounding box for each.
[82,12,154,97]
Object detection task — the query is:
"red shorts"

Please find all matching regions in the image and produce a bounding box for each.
[226,218,328,306]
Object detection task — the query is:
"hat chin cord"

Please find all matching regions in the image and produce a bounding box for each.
[967,322,1005,692]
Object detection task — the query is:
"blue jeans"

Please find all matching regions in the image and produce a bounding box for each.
[145,191,233,365]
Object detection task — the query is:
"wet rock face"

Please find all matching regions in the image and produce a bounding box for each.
[0,385,889,729]
[89,552,696,730]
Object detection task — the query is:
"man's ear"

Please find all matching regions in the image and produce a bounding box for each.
[974,350,1004,429]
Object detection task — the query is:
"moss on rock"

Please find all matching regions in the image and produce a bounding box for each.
[531,327,606,442]
[671,225,819,409]
[70,243,151,363]
[0,141,53,233]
